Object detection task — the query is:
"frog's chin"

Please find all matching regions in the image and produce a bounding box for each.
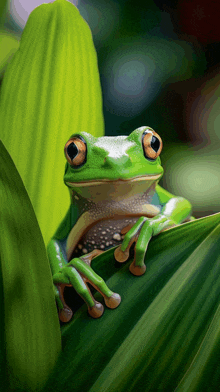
[65,174,162,201]
[65,173,162,188]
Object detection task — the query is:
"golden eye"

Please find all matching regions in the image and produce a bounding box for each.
[64,136,87,167]
[142,128,162,160]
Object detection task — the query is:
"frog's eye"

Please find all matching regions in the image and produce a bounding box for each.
[64,136,87,167]
[142,128,162,160]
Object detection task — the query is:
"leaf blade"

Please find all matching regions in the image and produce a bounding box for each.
[0,141,61,391]
[43,213,220,392]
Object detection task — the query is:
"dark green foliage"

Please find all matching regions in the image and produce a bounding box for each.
[43,213,220,391]
[0,141,61,391]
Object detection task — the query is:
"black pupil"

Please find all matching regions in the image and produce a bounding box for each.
[67,142,78,160]
[151,136,160,152]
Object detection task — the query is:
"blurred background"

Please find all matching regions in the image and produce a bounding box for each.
[1,0,220,218]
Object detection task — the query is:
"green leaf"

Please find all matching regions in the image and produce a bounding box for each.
[0,0,7,25]
[0,0,104,243]
[0,31,20,77]
[0,141,61,391]
[43,213,220,391]
[175,301,220,391]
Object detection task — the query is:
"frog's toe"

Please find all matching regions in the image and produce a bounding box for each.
[114,217,148,264]
[104,293,121,309]
[129,261,146,276]
[88,301,104,318]
[59,306,73,323]
[114,246,129,263]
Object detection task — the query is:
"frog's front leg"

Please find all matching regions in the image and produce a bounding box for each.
[67,250,121,311]
[114,196,192,276]
[51,245,121,322]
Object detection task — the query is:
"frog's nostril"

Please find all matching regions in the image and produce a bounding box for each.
[103,155,132,167]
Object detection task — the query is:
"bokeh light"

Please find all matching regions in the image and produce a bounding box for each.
[78,0,121,45]
[163,146,220,215]
[184,71,220,149]
[103,50,156,118]
[102,37,195,118]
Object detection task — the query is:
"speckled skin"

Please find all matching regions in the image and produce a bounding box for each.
[74,218,138,256]
[70,181,159,258]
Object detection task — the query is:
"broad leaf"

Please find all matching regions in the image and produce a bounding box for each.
[43,213,220,391]
[0,141,61,391]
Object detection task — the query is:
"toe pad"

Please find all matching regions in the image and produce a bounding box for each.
[88,302,104,318]
[105,293,121,309]
[129,262,146,276]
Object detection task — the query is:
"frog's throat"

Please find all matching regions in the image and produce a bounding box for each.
[66,204,160,261]
[65,174,161,188]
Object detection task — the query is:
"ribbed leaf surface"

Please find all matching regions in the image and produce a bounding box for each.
[0,0,104,243]
[0,31,20,77]
[43,213,220,392]
[0,141,61,391]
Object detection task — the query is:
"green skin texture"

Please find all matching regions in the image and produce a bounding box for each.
[47,127,192,319]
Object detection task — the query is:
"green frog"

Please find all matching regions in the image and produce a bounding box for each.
[47,126,192,322]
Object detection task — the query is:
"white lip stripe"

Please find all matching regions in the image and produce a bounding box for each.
[66,174,162,187]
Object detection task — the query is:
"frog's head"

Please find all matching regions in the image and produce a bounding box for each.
[64,126,163,200]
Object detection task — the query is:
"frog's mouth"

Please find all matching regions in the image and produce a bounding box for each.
[65,173,161,187]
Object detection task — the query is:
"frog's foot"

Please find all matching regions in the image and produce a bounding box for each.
[70,257,121,313]
[114,217,153,276]
[54,251,121,322]
[53,267,104,321]
[76,250,120,311]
